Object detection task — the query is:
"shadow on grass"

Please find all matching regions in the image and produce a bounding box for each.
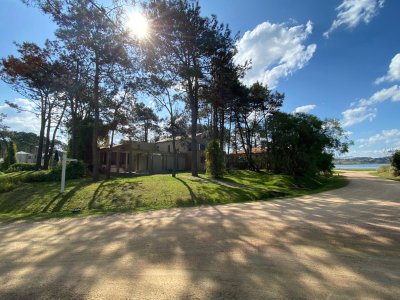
[175,177,198,205]
[89,181,106,209]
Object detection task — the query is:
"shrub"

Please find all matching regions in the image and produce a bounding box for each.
[6,163,36,172]
[205,140,224,178]
[377,165,390,173]
[391,150,400,176]
[0,161,86,193]
[1,141,17,171]
[376,165,398,177]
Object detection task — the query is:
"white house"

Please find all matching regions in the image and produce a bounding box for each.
[16,151,36,163]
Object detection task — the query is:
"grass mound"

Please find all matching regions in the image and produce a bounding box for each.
[0,170,347,221]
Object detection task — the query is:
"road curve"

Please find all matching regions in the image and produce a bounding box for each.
[0,171,399,299]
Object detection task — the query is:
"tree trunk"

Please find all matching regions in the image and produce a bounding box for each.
[219,108,225,151]
[36,116,46,170]
[190,96,198,177]
[106,129,114,180]
[36,100,47,170]
[92,53,100,181]
[172,134,177,177]
[48,100,67,167]
[70,97,78,159]
[144,121,149,143]
[212,105,218,140]
[43,108,52,170]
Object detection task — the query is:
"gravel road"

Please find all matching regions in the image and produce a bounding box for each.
[0,171,399,299]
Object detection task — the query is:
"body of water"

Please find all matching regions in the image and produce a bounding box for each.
[335,163,388,170]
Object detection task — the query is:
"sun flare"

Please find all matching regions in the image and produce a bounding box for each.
[127,12,149,39]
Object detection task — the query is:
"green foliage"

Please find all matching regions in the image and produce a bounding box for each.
[267,112,351,176]
[205,140,225,178]
[1,141,17,171]
[390,150,400,175]
[0,161,85,193]
[375,164,399,180]
[6,163,36,172]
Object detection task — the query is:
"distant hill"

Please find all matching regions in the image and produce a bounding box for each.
[334,157,390,165]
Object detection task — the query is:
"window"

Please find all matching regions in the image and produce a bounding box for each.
[168,145,171,153]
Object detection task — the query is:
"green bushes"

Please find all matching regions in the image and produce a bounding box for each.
[376,165,399,178]
[390,150,400,176]
[266,112,350,176]
[0,161,86,193]
[6,163,36,172]
[205,140,224,178]
[0,141,17,171]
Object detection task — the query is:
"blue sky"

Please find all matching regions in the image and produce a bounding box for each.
[1,0,399,157]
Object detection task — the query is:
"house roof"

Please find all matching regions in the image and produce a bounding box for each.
[156,132,206,143]
[235,147,265,155]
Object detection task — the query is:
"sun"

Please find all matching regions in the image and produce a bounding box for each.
[127,11,149,40]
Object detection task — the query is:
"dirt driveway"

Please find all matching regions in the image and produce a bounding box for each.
[0,171,399,299]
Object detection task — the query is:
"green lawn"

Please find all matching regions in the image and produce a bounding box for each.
[0,171,348,221]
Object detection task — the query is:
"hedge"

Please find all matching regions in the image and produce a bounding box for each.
[0,161,85,193]
[6,163,36,172]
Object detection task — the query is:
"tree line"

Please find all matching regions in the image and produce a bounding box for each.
[1,0,351,179]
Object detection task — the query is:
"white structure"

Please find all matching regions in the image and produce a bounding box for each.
[16,151,36,163]
[60,151,77,193]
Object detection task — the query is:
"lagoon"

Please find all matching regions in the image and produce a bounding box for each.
[335,163,388,170]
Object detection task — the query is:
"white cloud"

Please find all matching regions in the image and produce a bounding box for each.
[341,106,377,127]
[324,0,385,38]
[345,147,393,158]
[358,85,400,106]
[375,53,400,84]
[341,85,400,127]
[0,98,40,133]
[234,21,316,89]
[293,104,316,113]
[358,129,400,146]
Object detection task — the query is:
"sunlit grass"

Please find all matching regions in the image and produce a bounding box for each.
[0,171,347,221]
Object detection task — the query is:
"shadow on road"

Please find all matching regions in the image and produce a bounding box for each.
[0,171,399,298]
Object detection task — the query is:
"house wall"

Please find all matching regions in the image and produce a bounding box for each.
[16,153,35,164]
[156,140,188,153]
[100,133,209,174]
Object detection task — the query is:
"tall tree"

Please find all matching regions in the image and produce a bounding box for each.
[0,113,9,158]
[1,41,65,170]
[142,74,186,177]
[27,0,133,180]
[145,0,219,176]
[231,82,284,170]
[133,102,159,143]
[103,87,135,179]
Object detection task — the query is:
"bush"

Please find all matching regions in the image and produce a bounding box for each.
[6,163,36,172]
[377,165,390,173]
[0,141,17,171]
[376,165,398,177]
[391,150,400,175]
[205,140,224,178]
[25,161,86,182]
[0,161,86,193]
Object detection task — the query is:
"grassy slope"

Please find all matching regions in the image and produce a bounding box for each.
[0,171,348,221]
[371,171,400,181]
